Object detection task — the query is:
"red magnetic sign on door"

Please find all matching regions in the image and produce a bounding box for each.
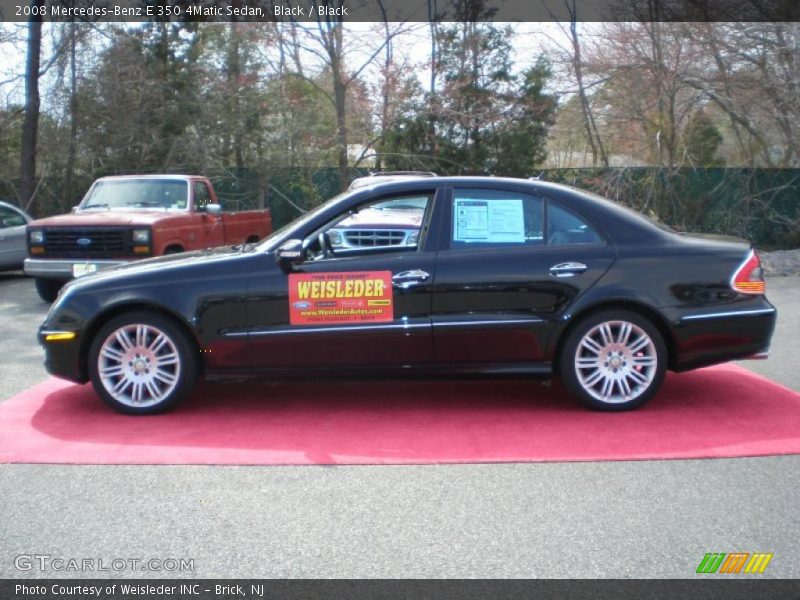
[288,271,394,325]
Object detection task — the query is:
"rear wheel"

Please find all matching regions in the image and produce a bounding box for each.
[560,310,666,411]
[35,278,63,303]
[88,311,198,415]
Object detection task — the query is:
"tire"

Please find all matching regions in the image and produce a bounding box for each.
[88,311,198,415]
[559,310,667,411]
[35,278,64,303]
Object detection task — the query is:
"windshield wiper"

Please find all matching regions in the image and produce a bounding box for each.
[82,203,110,210]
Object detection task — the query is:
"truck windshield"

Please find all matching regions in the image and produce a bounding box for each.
[81,179,189,211]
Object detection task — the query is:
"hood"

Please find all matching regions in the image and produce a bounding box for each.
[336,208,423,229]
[63,244,252,292]
[29,210,182,228]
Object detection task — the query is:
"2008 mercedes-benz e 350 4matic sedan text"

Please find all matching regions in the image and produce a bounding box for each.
[37,176,776,414]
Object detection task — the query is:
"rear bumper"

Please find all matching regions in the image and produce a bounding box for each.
[669,302,777,372]
[24,258,130,280]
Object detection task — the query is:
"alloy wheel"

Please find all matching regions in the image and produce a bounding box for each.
[96,323,182,408]
[574,319,658,404]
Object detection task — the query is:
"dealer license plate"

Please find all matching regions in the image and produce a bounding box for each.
[72,263,98,278]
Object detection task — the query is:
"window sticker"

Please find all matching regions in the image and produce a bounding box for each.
[288,271,393,325]
[454,198,525,243]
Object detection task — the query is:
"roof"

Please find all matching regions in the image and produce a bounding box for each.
[95,174,203,181]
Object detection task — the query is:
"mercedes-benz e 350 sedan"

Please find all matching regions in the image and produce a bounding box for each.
[38,176,776,414]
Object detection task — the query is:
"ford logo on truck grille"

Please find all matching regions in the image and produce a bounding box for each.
[76,237,92,246]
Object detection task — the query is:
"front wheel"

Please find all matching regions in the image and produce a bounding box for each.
[35,278,63,303]
[88,311,198,415]
[559,310,667,411]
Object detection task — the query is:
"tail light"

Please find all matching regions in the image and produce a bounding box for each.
[731,250,766,295]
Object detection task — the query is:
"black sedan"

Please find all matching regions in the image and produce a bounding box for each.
[37,176,776,414]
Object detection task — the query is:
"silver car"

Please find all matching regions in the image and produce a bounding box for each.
[0,200,32,271]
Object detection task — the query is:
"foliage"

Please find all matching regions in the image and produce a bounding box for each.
[382,22,556,175]
[541,167,800,248]
[683,110,723,167]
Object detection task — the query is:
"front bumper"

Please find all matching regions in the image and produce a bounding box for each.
[24,258,130,280]
[38,328,86,383]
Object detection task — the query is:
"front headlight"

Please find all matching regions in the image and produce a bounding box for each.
[29,230,44,244]
[132,228,150,243]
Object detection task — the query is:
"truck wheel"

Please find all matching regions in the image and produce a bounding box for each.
[88,311,199,415]
[35,278,63,303]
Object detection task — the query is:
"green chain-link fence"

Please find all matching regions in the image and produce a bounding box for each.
[3,167,797,248]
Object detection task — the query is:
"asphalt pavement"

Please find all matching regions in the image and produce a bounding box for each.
[0,272,797,578]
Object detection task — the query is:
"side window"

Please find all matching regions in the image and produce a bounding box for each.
[313,193,432,260]
[194,182,211,211]
[547,203,602,245]
[450,188,543,249]
[0,206,26,228]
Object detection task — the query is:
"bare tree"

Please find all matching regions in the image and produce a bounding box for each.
[20,1,44,210]
[290,6,407,190]
[683,23,800,167]
[566,5,607,167]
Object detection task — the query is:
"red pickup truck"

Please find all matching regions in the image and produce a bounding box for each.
[25,174,272,301]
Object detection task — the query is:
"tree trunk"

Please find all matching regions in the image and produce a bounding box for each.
[376,17,393,171]
[569,11,608,167]
[324,19,349,191]
[62,22,78,212]
[21,0,44,211]
[427,0,438,158]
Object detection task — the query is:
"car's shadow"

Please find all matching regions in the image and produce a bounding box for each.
[21,366,800,464]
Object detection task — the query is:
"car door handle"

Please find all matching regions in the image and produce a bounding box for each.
[549,262,588,277]
[392,269,430,289]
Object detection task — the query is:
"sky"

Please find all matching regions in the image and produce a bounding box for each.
[0,21,575,109]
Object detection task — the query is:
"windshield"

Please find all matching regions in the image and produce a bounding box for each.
[260,191,350,251]
[81,179,190,211]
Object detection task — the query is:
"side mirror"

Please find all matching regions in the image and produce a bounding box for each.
[71,205,80,213]
[205,203,222,216]
[275,239,305,273]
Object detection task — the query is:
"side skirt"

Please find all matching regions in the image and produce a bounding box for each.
[203,362,554,383]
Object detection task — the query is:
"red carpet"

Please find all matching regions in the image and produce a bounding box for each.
[0,364,799,465]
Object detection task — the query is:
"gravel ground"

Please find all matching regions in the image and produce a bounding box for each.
[761,249,800,276]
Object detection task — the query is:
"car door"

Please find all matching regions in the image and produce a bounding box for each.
[194,180,225,248]
[244,188,442,371]
[0,204,30,269]
[431,186,616,367]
